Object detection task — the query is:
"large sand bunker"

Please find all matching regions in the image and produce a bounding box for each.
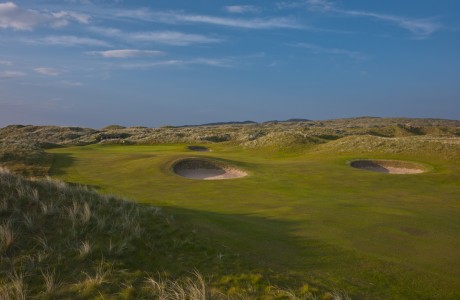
[173,158,247,180]
[350,160,425,174]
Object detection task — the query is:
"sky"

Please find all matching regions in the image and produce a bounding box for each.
[0,0,459,127]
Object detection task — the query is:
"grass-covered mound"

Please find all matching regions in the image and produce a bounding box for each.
[0,168,340,299]
[0,142,53,176]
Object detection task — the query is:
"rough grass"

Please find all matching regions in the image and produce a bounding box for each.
[0,167,339,299]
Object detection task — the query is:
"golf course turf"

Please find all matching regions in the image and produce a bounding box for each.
[48,143,460,299]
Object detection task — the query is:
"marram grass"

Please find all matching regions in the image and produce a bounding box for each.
[0,167,342,299]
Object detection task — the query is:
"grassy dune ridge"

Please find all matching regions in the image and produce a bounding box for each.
[0,168,337,299]
[1,117,460,299]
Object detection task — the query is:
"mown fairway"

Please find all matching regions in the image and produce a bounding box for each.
[49,143,460,299]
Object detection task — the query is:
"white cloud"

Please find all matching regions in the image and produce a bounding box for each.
[131,31,221,46]
[277,0,333,11]
[279,0,441,37]
[0,60,12,66]
[0,70,25,79]
[224,5,260,14]
[89,27,222,46]
[120,58,233,69]
[294,43,368,60]
[0,2,90,30]
[51,11,91,26]
[177,15,300,29]
[305,0,335,11]
[341,10,441,37]
[89,49,164,58]
[116,9,303,29]
[42,35,111,47]
[88,26,123,37]
[34,67,61,76]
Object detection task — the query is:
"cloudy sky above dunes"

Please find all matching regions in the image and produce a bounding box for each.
[0,0,459,127]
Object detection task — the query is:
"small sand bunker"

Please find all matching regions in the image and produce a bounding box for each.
[350,160,425,174]
[187,145,210,152]
[173,158,247,180]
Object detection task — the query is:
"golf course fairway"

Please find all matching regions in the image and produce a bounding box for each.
[48,144,460,299]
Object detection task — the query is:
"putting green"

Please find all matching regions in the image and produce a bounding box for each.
[48,144,460,299]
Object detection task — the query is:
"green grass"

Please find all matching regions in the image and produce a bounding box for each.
[46,142,460,299]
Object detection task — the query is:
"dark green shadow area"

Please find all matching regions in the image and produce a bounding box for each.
[49,153,76,175]
[160,205,460,299]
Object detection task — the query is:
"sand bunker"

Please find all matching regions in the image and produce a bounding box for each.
[350,160,425,174]
[173,158,247,180]
[187,145,210,152]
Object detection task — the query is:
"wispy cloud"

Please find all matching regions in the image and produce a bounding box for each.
[279,0,441,37]
[120,58,233,69]
[294,43,368,60]
[0,60,13,66]
[0,2,90,30]
[341,10,441,37]
[89,27,222,46]
[0,70,26,79]
[304,0,335,11]
[88,49,164,58]
[88,26,123,37]
[51,11,91,26]
[41,35,111,47]
[34,67,61,76]
[130,31,221,46]
[224,5,260,14]
[115,9,303,29]
[277,0,333,11]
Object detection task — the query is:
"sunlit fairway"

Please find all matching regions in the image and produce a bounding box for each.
[48,143,460,299]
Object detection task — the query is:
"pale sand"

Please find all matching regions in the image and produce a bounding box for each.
[358,166,424,174]
[173,158,247,180]
[176,168,247,180]
[351,160,425,174]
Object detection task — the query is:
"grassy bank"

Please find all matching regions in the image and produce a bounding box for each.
[1,167,342,299]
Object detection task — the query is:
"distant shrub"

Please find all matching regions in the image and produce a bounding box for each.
[200,134,231,142]
[96,133,131,141]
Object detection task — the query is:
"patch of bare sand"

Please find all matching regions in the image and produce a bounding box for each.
[351,160,425,174]
[173,158,247,180]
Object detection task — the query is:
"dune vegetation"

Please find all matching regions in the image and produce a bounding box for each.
[0,168,338,299]
[1,117,460,299]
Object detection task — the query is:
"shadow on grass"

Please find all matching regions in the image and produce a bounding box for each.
[48,152,102,189]
[141,205,460,299]
[49,153,75,176]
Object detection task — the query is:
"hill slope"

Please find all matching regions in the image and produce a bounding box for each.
[0,168,338,299]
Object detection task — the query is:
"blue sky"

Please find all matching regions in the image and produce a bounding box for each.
[0,0,459,127]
